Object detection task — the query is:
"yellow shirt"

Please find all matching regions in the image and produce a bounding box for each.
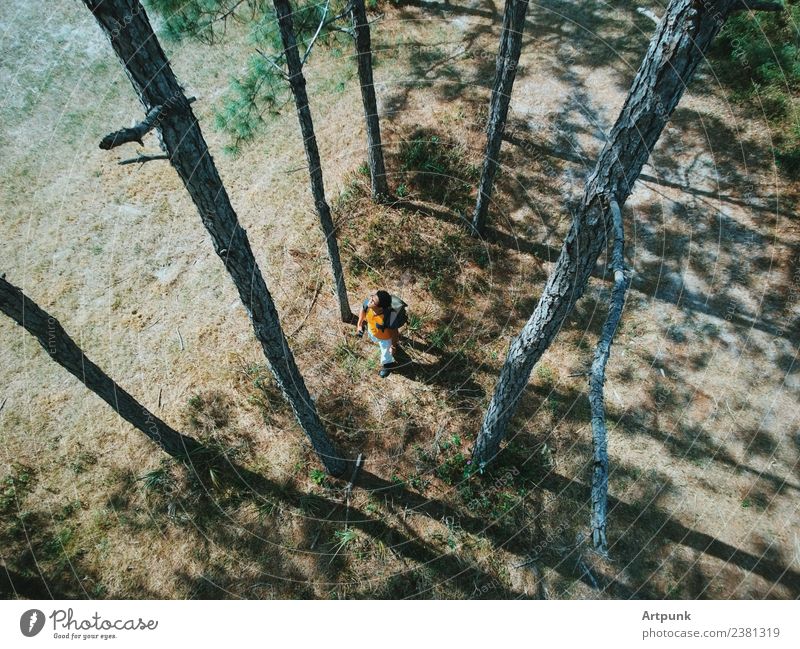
[366,308,393,340]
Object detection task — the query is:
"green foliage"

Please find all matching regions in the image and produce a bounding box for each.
[139,466,173,495]
[148,0,353,148]
[331,527,357,550]
[717,6,800,97]
[712,5,800,172]
[145,0,263,43]
[214,53,288,152]
[407,312,425,333]
[535,362,555,386]
[0,463,35,514]
[309,468,327,486]
[397,130,478,208]
[430,324,453,350]
[436,451,468,485]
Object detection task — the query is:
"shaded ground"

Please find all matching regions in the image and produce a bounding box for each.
[1,0,798,599]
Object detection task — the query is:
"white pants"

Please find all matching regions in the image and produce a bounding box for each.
[368,331,395,365]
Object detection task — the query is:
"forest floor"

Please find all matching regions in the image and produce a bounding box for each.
[1,0,799,599]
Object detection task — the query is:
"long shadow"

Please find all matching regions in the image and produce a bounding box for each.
[193,458,532,599]
[393,345,488,404]
[486,378,800,596]
[501,131,784,216]
[0,564,112,600]
[355,467,639,596]
[379,2,499,120]
[401,181,795,342]
[535,472,800,597]
[396,0,498,20]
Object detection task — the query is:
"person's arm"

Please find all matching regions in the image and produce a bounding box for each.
[390,327,400,354]
[357,305,367,333]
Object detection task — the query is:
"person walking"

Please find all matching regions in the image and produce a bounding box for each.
[357,290,400,378]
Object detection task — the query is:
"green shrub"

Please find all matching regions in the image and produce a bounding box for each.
[712,5,800,173]
[397,130,478,207]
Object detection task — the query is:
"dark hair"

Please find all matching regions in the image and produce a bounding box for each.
[376,290,391,310]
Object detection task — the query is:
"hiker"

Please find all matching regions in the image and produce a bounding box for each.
[357,290,404,378]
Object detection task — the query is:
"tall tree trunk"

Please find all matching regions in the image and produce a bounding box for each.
[83,0,347,476]
[471,0,529,236]
[0,277,201,460]
[589,199,629,554]
[350,0,390,200]
[472,0,739,466]
[273,0,353,323]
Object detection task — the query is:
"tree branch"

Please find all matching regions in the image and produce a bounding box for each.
[301,0,331,67]
[588,197,630,555]
[118,153,170,166]
[99,97,196,150]
[636,7,660,24]
[256,48,289,79]
[99,105,164,149]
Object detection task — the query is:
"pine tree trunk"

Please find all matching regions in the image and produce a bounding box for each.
[83,0,347,476]
[472,0,738,466]
[471,0,529,236]
[273,0,353,323]
[350,0,390,200]
[0,277,201,460]
[588,199,629,553]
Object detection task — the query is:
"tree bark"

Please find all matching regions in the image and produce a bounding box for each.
[471,0,529,236]
[589,199,629,554]
[83,0,347,476]
[350,0,390,200]
[0,277,201,460]
[471,0,739,466]
[273,0,354,323]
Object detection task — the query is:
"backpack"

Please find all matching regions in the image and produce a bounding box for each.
[364,295,408,331]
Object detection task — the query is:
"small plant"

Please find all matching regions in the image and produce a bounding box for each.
[309,468,327,487]
[396,183,408,197]
[0,463,35,514]
[397,129,478,205]
[257,499,278,521]
[436,452,468,485]
[407,312,425,333]
[430,325,452,350]
[536,363,555,386]
[69,451,97,475]
[408,473,430,492]
[330,528,358,563]
[139,467,171,494]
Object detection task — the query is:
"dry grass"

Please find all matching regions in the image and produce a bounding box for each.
[1,0,799,599]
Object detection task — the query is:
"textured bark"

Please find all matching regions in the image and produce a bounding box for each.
[350,0,389,200]
[589,199,629,554]
[84,0,346,476]
[472,0,739,466]
[0,277,201,460]
[99,104,164,149]
[471,0,529,235]
[273,0,353,323]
